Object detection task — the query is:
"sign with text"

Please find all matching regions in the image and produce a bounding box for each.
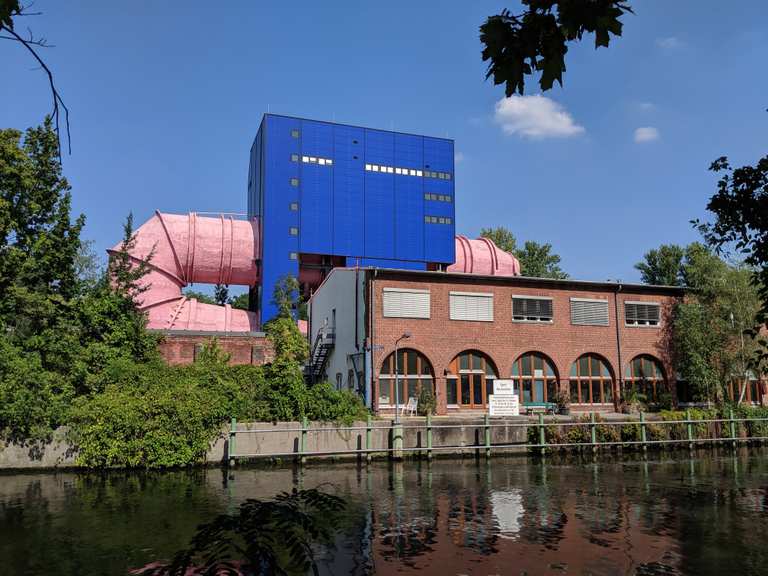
[488,394,520,417]
[492,379,515,396]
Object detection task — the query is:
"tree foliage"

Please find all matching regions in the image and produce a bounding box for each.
[480,0,632,96]
[700,154,768,369]
[140,489,347,576]
[481,226,568,279]
[641,242,764,403]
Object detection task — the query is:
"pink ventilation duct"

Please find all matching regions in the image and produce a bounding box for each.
[108,211,260,332]
[448,235,521,276]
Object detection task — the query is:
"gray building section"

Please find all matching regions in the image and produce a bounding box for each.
[307,268,370,405]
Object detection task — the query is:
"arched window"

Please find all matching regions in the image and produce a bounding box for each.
[512,352,558,405]
[378,349,433,407]
[446,351,498,408]
[728,371,762,404]
[570,354,614,404]
[624,355,665,403]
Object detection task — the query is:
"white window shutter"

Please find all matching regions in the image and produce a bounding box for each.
[450,292,494,322]
[383,288,430,319]
[570,299,609,326]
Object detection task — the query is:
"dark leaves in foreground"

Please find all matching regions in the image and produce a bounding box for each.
[480,1,633,96]
[139,488,346,576]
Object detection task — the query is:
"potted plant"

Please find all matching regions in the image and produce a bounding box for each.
[554,390,570,416]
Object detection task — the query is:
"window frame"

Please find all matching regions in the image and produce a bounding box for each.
[624,301,662,328]
[512,295,554,324]
[378,349,434,408]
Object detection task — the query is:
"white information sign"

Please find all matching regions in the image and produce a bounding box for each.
[493,379,515,396]
[488,394,519,417]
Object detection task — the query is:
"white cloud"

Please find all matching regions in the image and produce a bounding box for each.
[656,37,684,49]
[634,126,660,143]
[494,95,585,139]
[638,101,655,111]
[454,151,465,164]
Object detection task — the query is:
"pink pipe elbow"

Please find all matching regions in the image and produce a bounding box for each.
[447,235,520,276]
[108,211,261,332]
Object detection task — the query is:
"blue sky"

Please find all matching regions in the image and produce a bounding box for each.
[2,1,766,287]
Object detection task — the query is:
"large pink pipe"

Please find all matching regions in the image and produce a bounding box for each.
[448,235,521,276]
[108,211,260,332]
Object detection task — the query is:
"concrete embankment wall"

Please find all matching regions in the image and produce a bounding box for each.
[0,418,530,470]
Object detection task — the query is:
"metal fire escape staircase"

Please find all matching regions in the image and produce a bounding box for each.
[305,322,335,384]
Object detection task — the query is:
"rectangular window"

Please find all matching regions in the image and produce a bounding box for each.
[318,158,326,165]
[450,292,494,322]
[424,215,430,223]
[446,217,452,224]
[416,170,423,177]
[382,288,430,319]
[512,296,553,322]
[387,166,394,174]
[289,227,298,236]
[447,378,458,405]
[424,193,431,200]
[291,129,300,138]
[289,252,298,260]
[397,168,403,175]
[326,158,333,165]
[570,298,609,326]
[365,163,372,171]
[290,177,299,187]
[625,301,661,326]
[289,202,298,211]
[290,153,299,162]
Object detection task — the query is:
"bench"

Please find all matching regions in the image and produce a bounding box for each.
[524,402,557,415]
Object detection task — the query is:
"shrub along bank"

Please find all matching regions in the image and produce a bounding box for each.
[529,406,768,448]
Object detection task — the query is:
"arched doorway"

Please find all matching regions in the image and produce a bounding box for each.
[446,351,498,409]
[569,354,615,405]
[511,352,559,405]
[624,355,666,403]
[378,349,434,408]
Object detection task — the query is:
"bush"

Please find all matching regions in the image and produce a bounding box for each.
[417,386,437,416]
[68,357,265,468]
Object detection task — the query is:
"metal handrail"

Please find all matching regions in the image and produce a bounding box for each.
[226,412,768,463]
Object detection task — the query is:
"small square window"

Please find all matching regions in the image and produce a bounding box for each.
[291,129,300,138]
[365,163,372,171]
[372,165,379,172]
[386,166,393,174]
[409,169,416,176]
[438,172,445,180]
[302,156,309,163]
[289,202,299,211]
[416,170,423,177]
[431,216,438,223]
[326,158,333,165]
[290,177,299,187]
[289,227,298,236]
[396,168,402,175]
[445,173,452,180]
[318,158,326,165]
[438,195,445,202]
[424,215,431,223]
[438,217,445,224]
[431,171,438,178]
[430,193,438,200]
[424,192,431,200]
[446,217,452,224]
[290,153,299,162]
[445,195,452,203]
[310,156,317,163]
[289,252,298,260]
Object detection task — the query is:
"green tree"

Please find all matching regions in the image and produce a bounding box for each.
[214,283,229,305]
[664,243,762,403]
[182,289,216,305]
[480,1,632,96]
[480,226,518,254]
[481,226,567,278]
[701,154,768,370]
[635,244,686,286]
[516,240,568,279]
[0,120,84,339]
[229,291,250,310]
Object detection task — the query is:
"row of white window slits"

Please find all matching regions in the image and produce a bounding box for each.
[365,163,452,180]
[383,291,660,326]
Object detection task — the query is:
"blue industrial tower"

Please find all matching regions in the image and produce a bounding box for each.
[248,114,455,324]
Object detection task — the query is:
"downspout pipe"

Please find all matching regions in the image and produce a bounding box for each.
[614,282,624,405]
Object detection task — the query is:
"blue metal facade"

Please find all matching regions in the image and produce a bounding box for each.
[249,114,455,323]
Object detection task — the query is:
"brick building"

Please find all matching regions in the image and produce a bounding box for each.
[308,267,685,415]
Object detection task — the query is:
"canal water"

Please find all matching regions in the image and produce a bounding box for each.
[1,449,766,575]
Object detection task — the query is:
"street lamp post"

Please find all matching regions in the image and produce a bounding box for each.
[394,332,412,424]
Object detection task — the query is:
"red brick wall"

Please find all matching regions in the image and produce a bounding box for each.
[157,333,273,366]
[368,274,680,415]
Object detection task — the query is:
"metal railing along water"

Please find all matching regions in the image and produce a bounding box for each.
[226,410,768,465]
